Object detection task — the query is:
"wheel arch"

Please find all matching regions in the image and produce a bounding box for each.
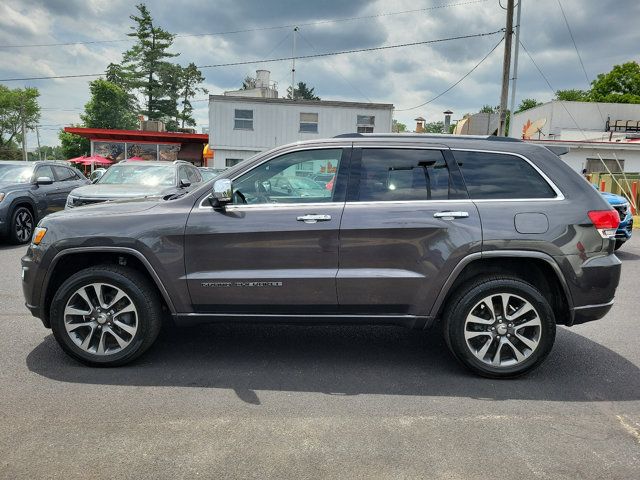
[42,247,175,327]
[431,251,574,326]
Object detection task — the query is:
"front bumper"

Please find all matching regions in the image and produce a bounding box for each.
[615,215,633,242]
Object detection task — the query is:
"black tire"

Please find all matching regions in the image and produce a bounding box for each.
[10,206,34,244]
[50,265,163,367]
[614,239,625,251]
[443,275,556,378]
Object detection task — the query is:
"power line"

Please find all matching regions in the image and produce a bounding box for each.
[0,30,504,82]
[394,36,504,112]
[0,0,488,49]
[296,30,373,103]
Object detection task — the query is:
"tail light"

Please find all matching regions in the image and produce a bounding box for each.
[588,209,620,238]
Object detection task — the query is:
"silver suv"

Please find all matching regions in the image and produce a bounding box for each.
[21,134,622,377]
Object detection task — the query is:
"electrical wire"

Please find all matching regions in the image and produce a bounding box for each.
[394,36,504,112]
[296,30,373,103]
[519,39,636,209]
[0,0,488,49]
[0,30,504,82]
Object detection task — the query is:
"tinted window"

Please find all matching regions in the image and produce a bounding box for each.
[233,149,341,205]
[357,149,450,201]
[35,165,55,181]
[178,166,190,185]
[53,166,76,181]
[454,151,556,199]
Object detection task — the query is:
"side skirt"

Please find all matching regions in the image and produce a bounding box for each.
[172,313,435,329]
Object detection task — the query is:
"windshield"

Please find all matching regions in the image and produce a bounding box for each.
[98,164,175,186]
[0,164,34,183]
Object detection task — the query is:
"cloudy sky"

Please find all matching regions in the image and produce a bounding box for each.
[1,0,638,147]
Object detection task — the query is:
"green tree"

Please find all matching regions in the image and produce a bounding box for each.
[479,104,499,113]
[286,82,320,100]
[122,3,179,120]
[555,89,588,101]
[158,63,182,130]
[241,75,256,90]
[28,145,64,161]
[422,121,444,133]
[392,119,407,133]
[589,61,640,103]
[58,127,90,159]
[177,63,207,128]
[0,85,40,151]
[516,98,542,113]
[81,79,139,130]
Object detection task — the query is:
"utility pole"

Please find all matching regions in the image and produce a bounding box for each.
[36,125,42,161]
[291,26,298,100]
[498,0,514,136]
[21,118,27,161]
[508,0,523,124]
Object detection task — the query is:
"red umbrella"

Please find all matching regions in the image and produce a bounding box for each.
[125,156,145,161]
[70,155,113,166]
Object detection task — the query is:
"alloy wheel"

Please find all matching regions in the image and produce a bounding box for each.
[15,210,33,243]
[463,293,542,367]
[63,283,138,355]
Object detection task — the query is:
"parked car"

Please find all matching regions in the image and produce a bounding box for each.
[0,160,88,244]
[198,167,226,182]
[22,134,621,377]
[598,189,633,250]
[66,160,203,209]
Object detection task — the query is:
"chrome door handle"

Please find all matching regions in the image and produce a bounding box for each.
[297,214,332,223]
[433,211,469,219]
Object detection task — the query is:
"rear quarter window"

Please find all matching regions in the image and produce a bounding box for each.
[453,150,556,199]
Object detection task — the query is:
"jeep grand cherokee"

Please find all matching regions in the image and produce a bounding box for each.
[21,134,621,377]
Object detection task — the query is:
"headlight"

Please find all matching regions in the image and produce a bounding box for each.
[32,227,47,245]
[0,192,5,202]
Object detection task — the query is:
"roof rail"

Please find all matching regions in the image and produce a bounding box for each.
[333,132,522,142]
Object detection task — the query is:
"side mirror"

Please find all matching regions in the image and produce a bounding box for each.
[210,178,232,208]
[35,176,53,186]
[180,179,191,188]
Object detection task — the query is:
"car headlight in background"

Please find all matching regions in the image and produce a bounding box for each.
[32,227,47,245]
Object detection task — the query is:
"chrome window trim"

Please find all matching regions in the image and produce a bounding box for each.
[199,200,345,211]
[198,145,347,209]
[451,148,565,201]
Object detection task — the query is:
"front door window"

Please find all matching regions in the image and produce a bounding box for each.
[232,149,342,204]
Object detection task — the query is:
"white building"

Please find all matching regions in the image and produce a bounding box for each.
[208,74,393,168]
[509,100,640,173]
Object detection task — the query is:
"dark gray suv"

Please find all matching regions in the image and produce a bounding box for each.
[0,160,88,244]
[21,135,622,377]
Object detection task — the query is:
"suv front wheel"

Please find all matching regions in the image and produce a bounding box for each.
[443,276,556,378]
[50,265,163,367]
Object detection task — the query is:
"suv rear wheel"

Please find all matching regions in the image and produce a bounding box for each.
[10,206,34,244]
[50,265,163,367]
[443,276,556,378]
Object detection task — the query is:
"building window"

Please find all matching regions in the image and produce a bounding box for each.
[234,109,253,130]
[357,115,375,133]
[226,158,242,167]
[299,112,318,133]
[586,158,624,173]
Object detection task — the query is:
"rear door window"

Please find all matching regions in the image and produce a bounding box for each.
[357,148,450,201]
[53,166,76,181]
[453,150,556,199]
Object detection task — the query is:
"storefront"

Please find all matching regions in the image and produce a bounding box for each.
[63,127,210,166]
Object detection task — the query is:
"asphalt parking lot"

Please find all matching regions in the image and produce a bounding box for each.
[0,239,638,479]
